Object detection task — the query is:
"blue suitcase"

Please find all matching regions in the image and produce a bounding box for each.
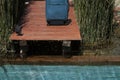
[46,0,69,24]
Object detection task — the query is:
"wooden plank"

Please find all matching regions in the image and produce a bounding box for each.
[3,56,120,65]
[10,1,81,41]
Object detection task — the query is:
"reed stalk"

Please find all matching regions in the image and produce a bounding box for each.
[0,0,26,54]
[74,0,114,48]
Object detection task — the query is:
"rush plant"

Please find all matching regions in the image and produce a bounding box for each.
[74,0,114,48]
[0,0,26,54]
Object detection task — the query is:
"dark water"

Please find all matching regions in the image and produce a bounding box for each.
[0,65,120,80]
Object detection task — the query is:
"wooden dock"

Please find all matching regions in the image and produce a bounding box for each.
[10,1,81,41]
[6,1,120,65]
[3,56,120,65]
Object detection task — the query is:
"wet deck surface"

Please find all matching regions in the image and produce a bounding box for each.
[10,1,81,41]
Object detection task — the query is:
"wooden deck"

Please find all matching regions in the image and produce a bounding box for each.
[3,56,120,65]
[10,1,81,41]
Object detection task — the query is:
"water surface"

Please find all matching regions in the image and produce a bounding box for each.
[0,65,120,80]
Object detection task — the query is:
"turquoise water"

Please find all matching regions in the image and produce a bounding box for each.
[0,65,120,80]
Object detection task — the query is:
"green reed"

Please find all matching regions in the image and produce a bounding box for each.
[0,0,26,53]
[74,0,114,48]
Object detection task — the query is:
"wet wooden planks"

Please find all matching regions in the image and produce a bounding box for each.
[10,1,81,41]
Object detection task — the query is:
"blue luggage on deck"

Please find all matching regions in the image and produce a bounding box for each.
[46,0,69,24]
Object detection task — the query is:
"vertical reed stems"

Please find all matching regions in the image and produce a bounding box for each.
[0,0,26,53]
[74,0,114,48]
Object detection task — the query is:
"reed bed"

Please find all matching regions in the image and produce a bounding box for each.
[0,0,26,54]
[74,0,114,48]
